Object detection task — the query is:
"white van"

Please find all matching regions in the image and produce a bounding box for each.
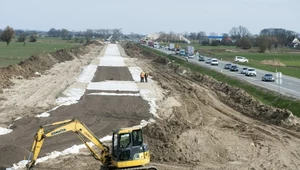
[235,56,248,63]
[153,42,160,48]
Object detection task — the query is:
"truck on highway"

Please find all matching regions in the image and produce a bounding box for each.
[169,43,175,51]
[153,42,160,48]
[148,41,154,47]
[185,45,194,56]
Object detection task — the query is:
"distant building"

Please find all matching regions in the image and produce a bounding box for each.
[207,36,223,43]
[292,38,300,48]
[142,33,160,41]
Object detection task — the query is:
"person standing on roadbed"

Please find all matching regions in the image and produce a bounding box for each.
[140,71,145,82]
[144,72,148,83]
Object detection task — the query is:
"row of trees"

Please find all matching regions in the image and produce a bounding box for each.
[0,26,40,45]
[0,26,126,45]
[47,28,123,41]
[157,26,299,52]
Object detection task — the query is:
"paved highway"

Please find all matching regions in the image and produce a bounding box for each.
[154,47,300,99]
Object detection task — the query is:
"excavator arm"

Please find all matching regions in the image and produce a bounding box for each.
[26,119,111,169]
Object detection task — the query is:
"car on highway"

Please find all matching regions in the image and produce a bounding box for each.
[229,65,239,72]
[188,54,194,59]
[198,55,205,61]
[224,63,232,69]
[206,58,212,64]
[245,68,257,76]
[262,74,275,82]
[179,49,186,56]
[241,67,248,74]
[235,56,249,63]
[175,48,180,55]
[211,58,218,66]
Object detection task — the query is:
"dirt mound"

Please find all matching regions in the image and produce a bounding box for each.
[0,41,100,91]
[260,59,286,66]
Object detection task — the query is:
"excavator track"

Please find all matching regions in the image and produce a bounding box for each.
[100,166,157,170]
[118,166,157,170]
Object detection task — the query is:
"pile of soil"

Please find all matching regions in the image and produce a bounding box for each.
[260,59,286,66]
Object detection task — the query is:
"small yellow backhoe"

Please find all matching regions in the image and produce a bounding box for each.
[26,119,157,170]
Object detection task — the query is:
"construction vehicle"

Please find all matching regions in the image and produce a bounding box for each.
[26,119,157,170]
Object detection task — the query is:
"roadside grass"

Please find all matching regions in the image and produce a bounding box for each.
[0,37,81,68]
[140,45,300,117]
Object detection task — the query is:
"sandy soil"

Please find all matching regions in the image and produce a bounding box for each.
[1,42,300,170]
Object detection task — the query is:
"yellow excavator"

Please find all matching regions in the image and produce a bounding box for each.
[26,119,157,170]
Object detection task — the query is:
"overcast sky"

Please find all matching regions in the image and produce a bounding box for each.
[0,0,298,35]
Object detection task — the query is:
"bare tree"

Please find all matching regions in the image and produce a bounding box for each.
[60,29,69,40]
[188,32,197,41]
[85,29,93,42]
[1,26,15,45]
[229,26,251,40]
[209,32,218,36]
[197,31,206,40]
[17,33,27,42]
[221,33,232,46]
[29,32,38,42]
[260,28,297,46]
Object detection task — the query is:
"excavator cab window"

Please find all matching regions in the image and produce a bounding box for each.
[132,129,143,146]
[119,133,131,148]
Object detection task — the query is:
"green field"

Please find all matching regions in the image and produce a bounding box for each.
[0,37,81,67]
[161,42,300,79]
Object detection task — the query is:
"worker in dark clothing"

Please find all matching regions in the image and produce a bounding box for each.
[144,72,148,83]
[140,71,145,82]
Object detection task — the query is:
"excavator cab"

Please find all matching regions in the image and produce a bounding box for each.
[110,127,151,169]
